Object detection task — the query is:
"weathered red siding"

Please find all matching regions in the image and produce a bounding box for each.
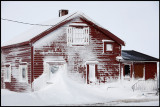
[33,18,121,83]
[145,62,157,80]
[133,63,144,79]
[1,44,32,92]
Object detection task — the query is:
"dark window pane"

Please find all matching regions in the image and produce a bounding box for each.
[22,68,26,79]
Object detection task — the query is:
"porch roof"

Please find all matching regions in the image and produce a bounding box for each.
[121,50,159,62]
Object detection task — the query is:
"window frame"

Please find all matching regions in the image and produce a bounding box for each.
[106,43,113,51]
[85,61,98,84]
[4,64,11,82]
[102,40,114,53]
[19,63,28,83]
[67,26,90,46]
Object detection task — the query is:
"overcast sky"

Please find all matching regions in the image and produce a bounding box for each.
[1,1,159,58]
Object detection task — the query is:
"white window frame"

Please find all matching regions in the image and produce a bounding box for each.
[44,60,66,84]
[19,64,28,83]
[102,40,114,53]
[67,27,90,46]
[85,61,99,83]
[4,64,11,82]
[89,64,96,82]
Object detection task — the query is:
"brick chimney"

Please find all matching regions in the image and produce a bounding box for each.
[59,9,68,17]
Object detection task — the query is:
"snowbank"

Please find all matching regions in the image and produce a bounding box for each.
[1,67,159,106]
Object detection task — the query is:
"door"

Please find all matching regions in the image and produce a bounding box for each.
[89,64,96,82]
[124,65,130,77]
[134,63,144,79]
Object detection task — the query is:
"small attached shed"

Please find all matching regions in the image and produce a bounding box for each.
[119,50,159,80]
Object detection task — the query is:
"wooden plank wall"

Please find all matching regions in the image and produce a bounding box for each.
[33,19,121,84]
[145,62,157,80]
[1,44,32,92]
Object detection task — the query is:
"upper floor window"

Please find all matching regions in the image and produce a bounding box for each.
[106,44,113,51]
[19,64,28,83]
[4,64,11,82]
[102,40,114,53]
[67,26,89,46]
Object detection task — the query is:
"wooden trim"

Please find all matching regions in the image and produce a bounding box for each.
[31,46,34,90]
[80,17,125,46]
[95,64,98,79]
[31,19,72,43]
[4,63,11,82]
[130,64,133,78]
[103,42,114,53]
[1,41,30,49]
[86,64,89,84]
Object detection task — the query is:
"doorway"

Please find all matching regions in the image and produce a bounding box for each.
[89,64,96,82]
[124,65,131,77]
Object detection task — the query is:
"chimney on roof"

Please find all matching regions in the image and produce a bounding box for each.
[59,9,68,17]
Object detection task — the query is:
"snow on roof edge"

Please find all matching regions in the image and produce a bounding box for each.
[2,11,122,47]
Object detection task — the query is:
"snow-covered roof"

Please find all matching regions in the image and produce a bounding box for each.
[2,11,125,48]
[122,50,159,61]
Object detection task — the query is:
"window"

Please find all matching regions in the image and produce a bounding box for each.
[50,65,59,74]
[106,44,113,51]
[102,40,114,53]
[67,27,89,46]
[19,64,28,82]
[4,64,11,82]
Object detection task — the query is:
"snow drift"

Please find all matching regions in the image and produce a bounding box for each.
[1,67,159,106]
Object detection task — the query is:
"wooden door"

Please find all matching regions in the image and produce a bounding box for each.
[134,63,144,79]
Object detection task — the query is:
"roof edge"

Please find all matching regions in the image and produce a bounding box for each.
[122,50,159,62]
[1,41,30,49]
[79,17,125,46]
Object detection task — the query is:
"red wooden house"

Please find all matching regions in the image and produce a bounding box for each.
[1,10,159,92]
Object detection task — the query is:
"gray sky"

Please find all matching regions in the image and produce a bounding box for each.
[1,1,159,58]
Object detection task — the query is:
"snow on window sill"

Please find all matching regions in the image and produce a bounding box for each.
[68,43,89,46]
[4,80,11,82]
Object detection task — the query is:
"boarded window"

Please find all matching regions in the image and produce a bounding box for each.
[67,27,89,46]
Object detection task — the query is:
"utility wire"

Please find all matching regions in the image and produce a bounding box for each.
[1,18,63,26]
[1,18,89,28]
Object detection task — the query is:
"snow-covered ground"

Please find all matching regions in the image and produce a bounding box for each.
[1,68,159,106]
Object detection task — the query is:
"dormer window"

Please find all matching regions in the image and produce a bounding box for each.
[67,24,89,46]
